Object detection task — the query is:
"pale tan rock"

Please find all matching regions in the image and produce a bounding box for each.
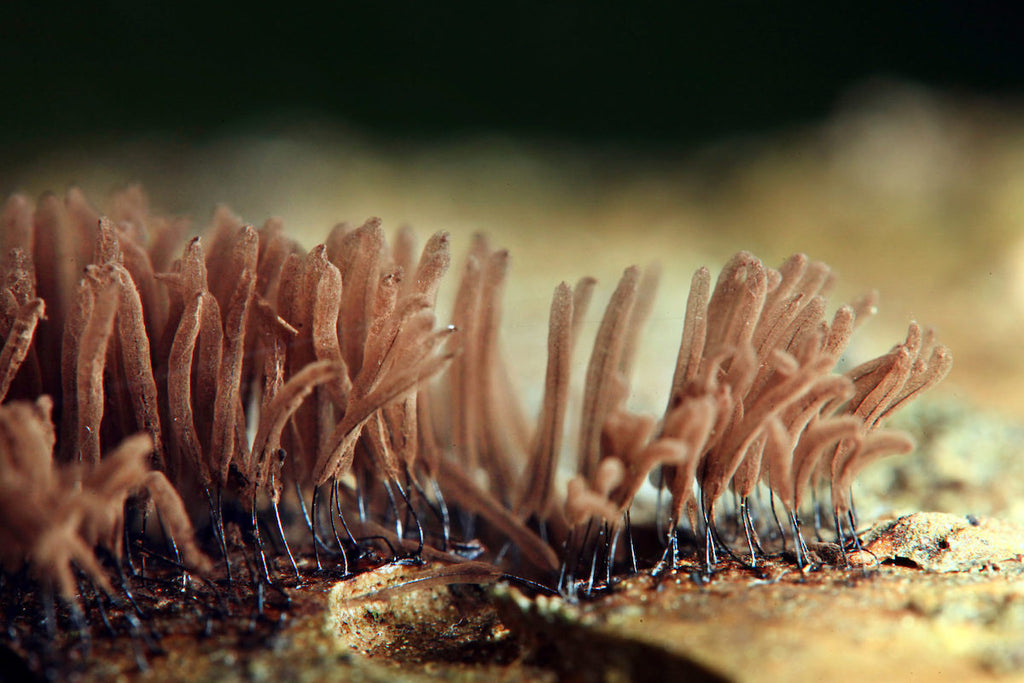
[863,512,1024,572]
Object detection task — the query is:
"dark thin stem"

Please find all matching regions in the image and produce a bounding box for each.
[707,506,748,567]
[494,541,513,566]
[847,509,864,552]
[356,470,369,524]
[237,535,257,586]
[407,468,448,551]
[394,480,424,557]
[700,494,718,573]
[625,510,638,574]
[653,467,665,541]
[113,556,146,620]
[573,519,594,585]
[216,488,233,583]
[429,476,452,551]
[557,528,574,595]
[254,580,265,620]
[811,486,825,542]
[311,486,323,571]
[296,480,333,555]
[499,573,559,597]
[833,508,849,566]
[400,475,417,542]
[457,508,477,543]
[92,584,116,637]
[382,479,403,542]
[295,480,313,532]
[272,492,300,579]
[113,597,151,672]
[789,510,811,569]
[328,480,345,549]
[251,491,272,585]
[206,487,232,584]
[155,509,188,591]
[333,479,359,547]
[606,521,622,585]
[335,512,357,567]
[586,523,606,596]
[739,497,763,565]
[653,519,678,576]
[329,480,350,575]
[730,489,741,541]
[141,506,151,578]
[769,488,788,552]
[848,488,859,531]
[125,505,139,577]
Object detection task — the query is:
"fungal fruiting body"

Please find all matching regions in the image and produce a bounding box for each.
[0,188,951,664]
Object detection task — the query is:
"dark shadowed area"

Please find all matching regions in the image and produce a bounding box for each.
[2,2,1022,149]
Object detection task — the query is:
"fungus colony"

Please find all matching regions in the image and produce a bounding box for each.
[0,188,951,669]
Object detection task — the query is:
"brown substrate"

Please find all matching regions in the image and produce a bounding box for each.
[8,513,1024,682]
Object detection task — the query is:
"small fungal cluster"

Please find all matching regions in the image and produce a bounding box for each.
[0,187,951,669]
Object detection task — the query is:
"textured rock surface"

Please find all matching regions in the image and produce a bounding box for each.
[495,559,1024,682]
[863,512,1024,572]
[74,546,1024,683]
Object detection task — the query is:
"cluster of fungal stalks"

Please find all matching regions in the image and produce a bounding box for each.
[0,187,951,640]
